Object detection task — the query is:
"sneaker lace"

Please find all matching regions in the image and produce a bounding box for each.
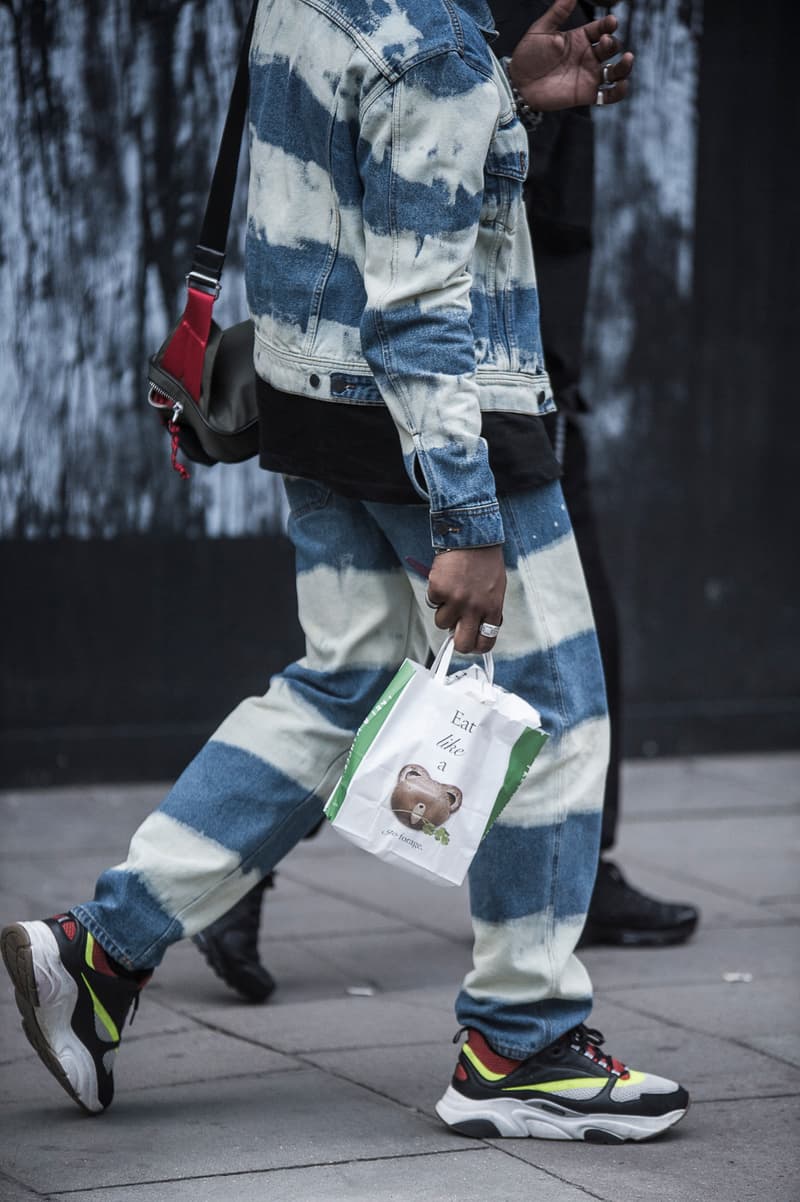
[564,1024,628,1077]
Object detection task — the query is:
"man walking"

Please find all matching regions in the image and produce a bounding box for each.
[2,0,688,1141]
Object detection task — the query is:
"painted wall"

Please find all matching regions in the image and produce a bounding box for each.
[1,0,797,785]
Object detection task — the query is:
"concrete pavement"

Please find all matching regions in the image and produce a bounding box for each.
[1,752,798,1201]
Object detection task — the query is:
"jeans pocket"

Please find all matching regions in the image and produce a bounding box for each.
[283,475,332,521]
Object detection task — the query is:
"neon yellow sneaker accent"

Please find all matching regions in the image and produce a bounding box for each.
[503,1076,605,1094]
[85,931,95,970]
[616,1070,646,1086]
[81,974,120,1043]
[463,1042,508,1081]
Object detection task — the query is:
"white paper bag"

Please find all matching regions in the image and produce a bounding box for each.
[325,637,547,886]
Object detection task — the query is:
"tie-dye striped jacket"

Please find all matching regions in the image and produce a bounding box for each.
[247,0,553,549]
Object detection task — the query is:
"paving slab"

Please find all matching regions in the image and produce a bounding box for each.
[579,861,789,929]
[179,993,458,1055]
[604,979,800,1046]
[58,1148,596,1202]
[252,884,411,942]
[162,932,362,1006]
[489,1094,800,1202]
[1,850,162,922]
[306,1040,458,1113]
[688,752,800,800]
[1,1069,453,1196]
[282,849,474,943]
[0,1025,298,1106]
[741,1032,800,1069]
[0,995,193,1069]
[299,929,473,993]
[619,754,800,816]
[612,754,792,822]
[0,753,797,1202]
[0,1173,51,1202]
[581,922,799,993]
[0,784,163,856]
[614,813,800,902]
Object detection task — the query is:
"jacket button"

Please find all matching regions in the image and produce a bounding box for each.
[309,373,320,388]
[537,390,545,404]
[331,377,346,395]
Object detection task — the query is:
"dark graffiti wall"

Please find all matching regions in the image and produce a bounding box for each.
[1,0,797,785]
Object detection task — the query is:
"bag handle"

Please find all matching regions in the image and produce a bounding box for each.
[430,635,494,686]
[187,0,259,295]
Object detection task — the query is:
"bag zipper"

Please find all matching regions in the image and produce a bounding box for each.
[148,383,189,479]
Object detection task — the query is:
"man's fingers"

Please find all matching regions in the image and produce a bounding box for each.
[603,50,634,81]
[452,611,503,655]
[433,601,457,632]
[610,51,629,81]
[532,0,577,34]
[580,13,618,45]
[592,33,621,62]
[596,77,631,106]
[452,617,481,655]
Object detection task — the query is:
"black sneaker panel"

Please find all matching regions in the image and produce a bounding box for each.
[455,1044,688,1119]
[45,916,141,1109]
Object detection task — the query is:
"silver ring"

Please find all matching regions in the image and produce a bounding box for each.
[424,592,440,610]
[479,622,501,639]
[602,63,612,86]
[595,89,606,106]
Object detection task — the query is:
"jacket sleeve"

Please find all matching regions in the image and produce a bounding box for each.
[357,52,504,551]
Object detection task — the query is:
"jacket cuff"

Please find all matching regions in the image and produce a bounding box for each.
[429,503,505,551]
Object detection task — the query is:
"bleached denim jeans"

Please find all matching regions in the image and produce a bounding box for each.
[75,477,608,1058]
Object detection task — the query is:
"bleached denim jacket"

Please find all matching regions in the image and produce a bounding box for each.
[247,0,554,549]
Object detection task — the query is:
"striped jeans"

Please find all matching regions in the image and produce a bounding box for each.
[75,476,608,1058]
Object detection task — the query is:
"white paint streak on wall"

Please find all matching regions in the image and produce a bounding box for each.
[1,0,700,538]
[0,1,284,539]
[584,0,702,449]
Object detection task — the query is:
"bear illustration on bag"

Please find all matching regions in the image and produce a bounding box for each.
[390,764,462,843]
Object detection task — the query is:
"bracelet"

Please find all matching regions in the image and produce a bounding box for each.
[502,57,544,132]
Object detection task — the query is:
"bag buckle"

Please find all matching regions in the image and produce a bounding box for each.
[185,271,221,299]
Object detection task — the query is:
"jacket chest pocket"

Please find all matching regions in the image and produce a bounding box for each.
[481,113,528,234]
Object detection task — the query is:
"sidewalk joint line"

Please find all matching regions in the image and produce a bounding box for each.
[489,1144,609,1200]
[604,997,800,1071]
[47,1147,488,1194]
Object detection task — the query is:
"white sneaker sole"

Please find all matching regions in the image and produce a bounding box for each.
[1,921,103,1113]
[435,1084,688,1142]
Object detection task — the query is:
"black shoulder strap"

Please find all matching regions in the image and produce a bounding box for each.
[188,0,259,293]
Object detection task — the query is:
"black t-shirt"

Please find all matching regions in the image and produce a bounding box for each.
[257,381,561,504]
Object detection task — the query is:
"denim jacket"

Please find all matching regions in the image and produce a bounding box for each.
[247,0,553,549]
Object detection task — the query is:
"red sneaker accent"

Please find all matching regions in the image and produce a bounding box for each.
[466,1030,521,1076]
[455,1063,468,1082]
[90,940,119,978]
[582,1040,627,1077]
[55,916,78,941]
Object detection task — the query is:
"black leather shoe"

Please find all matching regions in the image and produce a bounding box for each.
[193,876,276,1003]
[578,860,699,949]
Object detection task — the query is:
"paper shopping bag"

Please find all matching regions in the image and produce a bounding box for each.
[325,637,547,886]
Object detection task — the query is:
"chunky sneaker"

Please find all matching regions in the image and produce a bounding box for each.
[1,915,146,1114]
[193,874,276,1003]
[579,859,700,948]
[436,1026,689,1142]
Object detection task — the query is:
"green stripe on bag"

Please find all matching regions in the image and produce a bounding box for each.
[325,659,417,822]
[482,727,548,838]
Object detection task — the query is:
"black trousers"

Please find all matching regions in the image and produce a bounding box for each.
[549,415,621,852]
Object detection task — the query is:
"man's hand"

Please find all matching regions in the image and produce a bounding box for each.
[427,546,506,656]
[509,0,634,112]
